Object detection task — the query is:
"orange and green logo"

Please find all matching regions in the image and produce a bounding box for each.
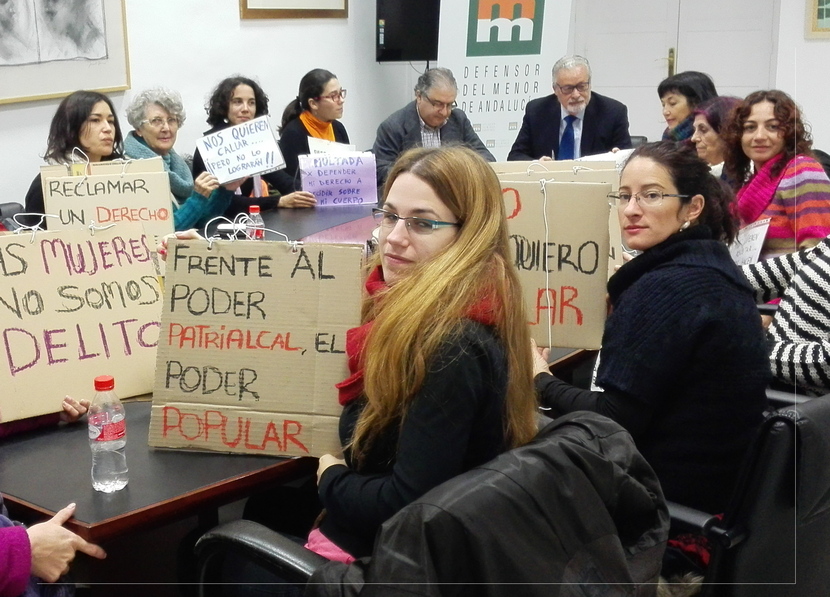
[467,0,545,57]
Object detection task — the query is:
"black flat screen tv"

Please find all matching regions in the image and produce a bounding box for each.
[376,0,441,63]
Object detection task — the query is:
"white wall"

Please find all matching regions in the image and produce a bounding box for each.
[4,0,830,206]
[775,0,830,151]
[0,0,412,204]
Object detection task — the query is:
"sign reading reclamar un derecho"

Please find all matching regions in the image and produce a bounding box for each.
[299,152,378,207]
[0,223,162,423]
[502,180,611,349]
[41,158,175,240]
[148,239,364,457]
[196,116,286,184]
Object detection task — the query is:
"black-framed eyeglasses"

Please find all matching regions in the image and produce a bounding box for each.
[141,116,180,129]
[420,92,457,112]
[607,191,689,208]
[316,89,347,102]
[372,208,460,235]
[556,81,590,95]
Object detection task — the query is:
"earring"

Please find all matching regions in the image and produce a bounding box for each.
[680,221,690,231]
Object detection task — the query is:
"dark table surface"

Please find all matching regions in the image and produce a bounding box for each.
[261,204,375,241]
[0,401,315,542]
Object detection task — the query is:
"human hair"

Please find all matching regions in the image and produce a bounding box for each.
[205,76,269,127]
[623,141,738,244]
[657,71,718,109]
[692,96,741,135]
[722,89,812,186]
[44,90,123,163]
[552,55,592,81]
[350,146,538,463]
[126,87,186,129]
[413,67,457,97]
[280,68,337,131]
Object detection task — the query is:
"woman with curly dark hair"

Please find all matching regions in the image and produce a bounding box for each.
[191,76,316,218]
[723,89,830,260]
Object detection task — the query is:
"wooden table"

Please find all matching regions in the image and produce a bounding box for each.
[0,400,316,542]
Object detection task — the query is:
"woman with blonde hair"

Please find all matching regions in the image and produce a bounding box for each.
[306,145,538,561]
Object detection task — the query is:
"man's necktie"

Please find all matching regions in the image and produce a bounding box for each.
[558,115,577,160]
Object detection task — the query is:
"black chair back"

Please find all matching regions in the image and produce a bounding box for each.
[672,398,830,596]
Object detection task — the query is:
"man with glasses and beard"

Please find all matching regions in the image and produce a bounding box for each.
[508,55,632,161]
[373,68,494,186]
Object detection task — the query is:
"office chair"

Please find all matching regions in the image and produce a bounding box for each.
[666,394,830,596]
[0,202,23,231]
[195,410,669,597]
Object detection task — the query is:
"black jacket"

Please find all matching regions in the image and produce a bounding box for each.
[307,411,669,597]
[318,321,508,559]
[508,91,631,161]
[537,226,769,513]
[278,117,350,192]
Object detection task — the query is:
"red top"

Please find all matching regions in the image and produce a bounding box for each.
[94,375,115,391]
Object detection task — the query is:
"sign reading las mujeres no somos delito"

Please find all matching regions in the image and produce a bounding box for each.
[0,223,161,423]
[196,116,286,184]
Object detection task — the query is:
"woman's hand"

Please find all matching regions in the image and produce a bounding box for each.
[222,177,249,193]
[317,453,347,484]
[530,338,551,377]
[59,396,90,423]
[761,314,773,330]
[157,229,203,261]
[614,249,637,273]
[27,503,106,582]
[194,172,219,198]
[278,191,317,208]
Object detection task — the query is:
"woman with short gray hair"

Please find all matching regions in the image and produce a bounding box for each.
[124,87,241,230]
[124,88,192,201]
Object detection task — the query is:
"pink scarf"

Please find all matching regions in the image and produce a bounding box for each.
[735,154,788,224]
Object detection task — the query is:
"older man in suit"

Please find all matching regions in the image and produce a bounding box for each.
[373,67,494,185]
[508,56,632,161]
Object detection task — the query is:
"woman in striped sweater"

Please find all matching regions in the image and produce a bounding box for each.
[723,90,830,260]
[742,235,830,396]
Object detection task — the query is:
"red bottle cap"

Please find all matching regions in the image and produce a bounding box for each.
[94,375,115,391]
[250,205,260,214]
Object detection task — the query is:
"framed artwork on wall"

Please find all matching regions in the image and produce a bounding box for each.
[0,0,130,105]
[806,0,830,38]
[239,0,348,19]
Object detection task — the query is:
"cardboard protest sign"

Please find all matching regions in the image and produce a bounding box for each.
[0,223,162,423]
[196,116,286,184]
[730,218,771,265]
[491,160,617,174]
[149,239,364,457]
[307,137,357,154]
[41,157,175,241]
[299,152,378,207]
[498,169,623,280]
[503,180,611,349]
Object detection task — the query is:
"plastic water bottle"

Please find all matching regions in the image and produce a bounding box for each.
[247,205,265,240]
[88,375,128,493]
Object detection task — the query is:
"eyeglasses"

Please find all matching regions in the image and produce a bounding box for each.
[556,82,590,95]
[141,117,180,129]
[420,92,457,112]
[607,191,689,208]
[372,208,460,235]
[316,89,347,102]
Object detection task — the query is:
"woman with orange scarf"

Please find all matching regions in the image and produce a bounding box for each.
[278,69,350,190]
